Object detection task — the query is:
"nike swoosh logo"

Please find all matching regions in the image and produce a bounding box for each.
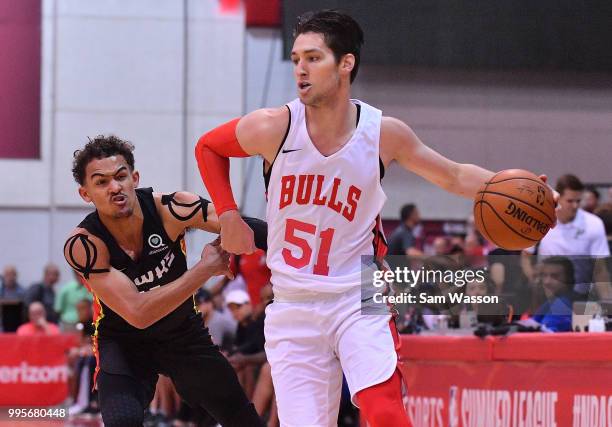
[281,148,301,154]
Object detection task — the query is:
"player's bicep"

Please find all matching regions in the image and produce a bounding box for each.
[63,231,111,280]
[160,191,219,233]
[381,117,459,191]
[63,231,142,325]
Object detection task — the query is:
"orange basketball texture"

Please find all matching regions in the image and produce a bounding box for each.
[474,169,556,250]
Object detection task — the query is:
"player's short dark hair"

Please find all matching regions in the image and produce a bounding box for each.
[555,174,584,195]
[584,185,600,200]
[72,135,135,185]
[541,256,575,289]
[400,204,416,223]
[293,10,364,83]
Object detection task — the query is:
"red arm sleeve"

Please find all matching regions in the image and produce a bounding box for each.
[195,118,250,216]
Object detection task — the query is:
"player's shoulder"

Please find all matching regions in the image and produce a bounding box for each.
[63,227,110,277]
[239,106,290,137]
[381,116,413,135]
[380,116,419,153]
[153,190,212,229]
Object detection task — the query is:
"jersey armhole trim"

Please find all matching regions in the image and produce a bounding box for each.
[263,105,291,192]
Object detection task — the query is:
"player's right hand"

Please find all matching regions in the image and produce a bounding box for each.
[200,239,234,279]
[218,210,256,254]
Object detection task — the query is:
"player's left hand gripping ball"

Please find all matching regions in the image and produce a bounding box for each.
[474,169,557,250]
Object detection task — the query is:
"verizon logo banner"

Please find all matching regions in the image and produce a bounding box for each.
[0,335,76,405]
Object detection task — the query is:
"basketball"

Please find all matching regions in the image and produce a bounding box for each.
[474,169,556,250]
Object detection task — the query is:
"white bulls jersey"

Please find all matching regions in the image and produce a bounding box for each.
[265,98,387,297]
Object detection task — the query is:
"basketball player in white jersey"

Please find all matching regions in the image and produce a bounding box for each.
[195,10,552,427]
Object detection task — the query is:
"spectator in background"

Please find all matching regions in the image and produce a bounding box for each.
[488,247,530,316]
[431,236,449,256]
[462,272,509,326]
[68,299,98,416]
[25,263,60,323]
[17,301,60,336]
[581,186,600,213]
[531,257,574,332]
[0,265,25,300]
[54,271,92,331]
[226,289,266,399]
[235,250,272,310]
[595,203,612,253]
[387,204,423,257]
[522,174,610,301]
[197,288,236,352]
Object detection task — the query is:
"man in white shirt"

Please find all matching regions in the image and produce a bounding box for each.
[523,174,610,300]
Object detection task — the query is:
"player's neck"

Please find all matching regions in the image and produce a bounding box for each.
[99,202,144,248]
[304,94,357,155]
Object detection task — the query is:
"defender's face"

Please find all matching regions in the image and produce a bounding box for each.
[291,32,344,105]
[79,155,139,219]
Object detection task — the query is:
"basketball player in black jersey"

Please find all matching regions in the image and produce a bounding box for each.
[63,135,265,427]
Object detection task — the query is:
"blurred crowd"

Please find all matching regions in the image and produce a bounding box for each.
[1,173,611,426]
[388,174,612,335]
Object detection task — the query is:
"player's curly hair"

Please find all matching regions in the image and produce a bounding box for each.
[293,10,364,84]
[72,135,135,185]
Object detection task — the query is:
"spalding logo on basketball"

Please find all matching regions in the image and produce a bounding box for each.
[474,169,556,250]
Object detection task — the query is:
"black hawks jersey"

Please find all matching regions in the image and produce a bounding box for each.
[77,187,201,341]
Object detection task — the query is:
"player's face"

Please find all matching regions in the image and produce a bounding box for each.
[79,155,140,219]
[291,32,352,105]
[558,189,581,221]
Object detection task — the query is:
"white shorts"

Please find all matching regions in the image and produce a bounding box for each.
[264,286,399,427]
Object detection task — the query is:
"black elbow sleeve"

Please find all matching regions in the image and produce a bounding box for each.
[241,216,268,251]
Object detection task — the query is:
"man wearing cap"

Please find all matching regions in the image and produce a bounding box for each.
[226,289,266,397]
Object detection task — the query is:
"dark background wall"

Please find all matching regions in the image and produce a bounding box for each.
[283,0,612,72]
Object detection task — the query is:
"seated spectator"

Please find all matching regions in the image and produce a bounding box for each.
[242,285,277,426]
[55,271,92,331]
[432,236,449,256]
[68,299,98,416]
[25,263,60,323]
[235,250,272,310]
[462,273,509,326]
[581,185,600,213]
[387,204,423,257]
[226,289,266,399]
[531,257,574,332]
[0,265,26,331]
[17,301,61,336]
[0,265,25,300]
[197,288,236,351]
[488,247,531,317]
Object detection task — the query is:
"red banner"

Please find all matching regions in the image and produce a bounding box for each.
[398,333,612,427]
[0,334,76,406]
